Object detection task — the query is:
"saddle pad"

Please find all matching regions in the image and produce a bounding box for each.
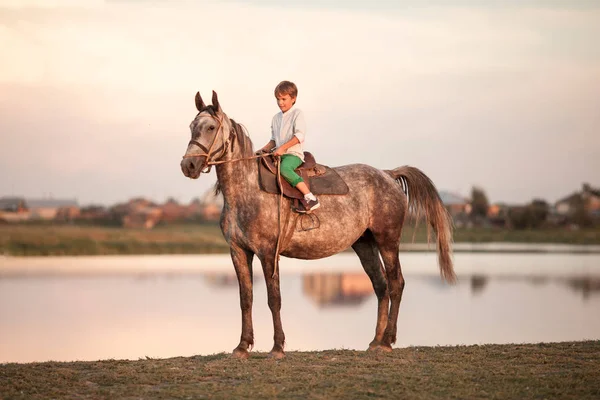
[258,161,350,197]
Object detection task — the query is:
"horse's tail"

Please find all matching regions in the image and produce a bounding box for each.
[386,166,456,283]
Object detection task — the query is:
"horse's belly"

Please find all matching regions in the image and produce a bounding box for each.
[280,216,366,260]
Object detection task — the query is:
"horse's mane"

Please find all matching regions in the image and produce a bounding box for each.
[213,117,254,197]
[229,118,253,156]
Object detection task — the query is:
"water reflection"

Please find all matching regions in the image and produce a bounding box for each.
[203,272,239,288]
[203,271,600,305]
[1,256,600,363]
[468,275,600,301]
[470,275,488,295]
[565,277,600,300]
[303,273,373,307]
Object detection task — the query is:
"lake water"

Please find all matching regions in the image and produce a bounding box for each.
[1,251,599,363]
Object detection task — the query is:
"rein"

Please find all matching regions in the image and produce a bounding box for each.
[182,113,287,278]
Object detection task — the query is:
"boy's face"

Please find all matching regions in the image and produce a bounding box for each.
[276,93,295,113]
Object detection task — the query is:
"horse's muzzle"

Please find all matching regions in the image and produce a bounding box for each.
[180,156,205,179]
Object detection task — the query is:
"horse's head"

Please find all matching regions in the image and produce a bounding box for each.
[180,91,233,179]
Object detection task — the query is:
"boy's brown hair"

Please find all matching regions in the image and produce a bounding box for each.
[274,81,298,99]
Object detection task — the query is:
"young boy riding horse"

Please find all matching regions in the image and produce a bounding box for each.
[257,81,320,212]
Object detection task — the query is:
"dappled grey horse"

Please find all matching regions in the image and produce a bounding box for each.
[180,91,455,359]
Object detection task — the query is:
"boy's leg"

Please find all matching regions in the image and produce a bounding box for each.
[279,155,304,187]
[295,181,310,196]
[280,155,320,211]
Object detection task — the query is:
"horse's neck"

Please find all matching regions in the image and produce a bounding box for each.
[215,146,258,202]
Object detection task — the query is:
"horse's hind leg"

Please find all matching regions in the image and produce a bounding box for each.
[376,241,405,348]
[351,231,391,352]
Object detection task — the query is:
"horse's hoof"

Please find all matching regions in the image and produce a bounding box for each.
[232,347,250,359]
[378,345,393,353]
[368,343,393,353]
[268,350,285,360]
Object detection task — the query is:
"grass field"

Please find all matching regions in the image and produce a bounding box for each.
[0,224,229,256]
[0,223,599,256]
[1,341,598,399]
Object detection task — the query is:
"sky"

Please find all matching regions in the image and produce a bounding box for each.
[0,0,599,206]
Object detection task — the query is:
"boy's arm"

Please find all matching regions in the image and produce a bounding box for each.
[292,111,306,144]
[273,137,300,156]
[258,140,276,153]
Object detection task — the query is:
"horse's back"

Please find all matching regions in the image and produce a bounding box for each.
[332,163,406,218]
[333,163,399,191]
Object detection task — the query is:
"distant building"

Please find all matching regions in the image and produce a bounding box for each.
[555,183,600,218]
[187,198,204,218]
[439,191,471,215]
[160,198,191,223]
[122,208,162,229]
[0,197,79,222]
[78,205,110,221]
[0,197,29,222]
[198,187,223,222]
[112,198,162,229]
[0,197,27,212]
[54,206,81,222]
[487,203,512,227]
[439,191,471,227]
[155,193,224,224]
[27,198,79,221]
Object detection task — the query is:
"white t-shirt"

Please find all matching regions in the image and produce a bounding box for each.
[270,105,306,161]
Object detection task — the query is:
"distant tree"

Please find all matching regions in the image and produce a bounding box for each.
[571,196,592,227]
[507,206,529,230]
[470,186,490,221]
[507,199,550,230]
[528,199,549,229]
[165,197,179,205]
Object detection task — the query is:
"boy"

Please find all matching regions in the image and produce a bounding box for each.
[257,80,320,212]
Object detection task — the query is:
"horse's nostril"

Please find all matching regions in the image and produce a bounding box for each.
[189,161,195,170]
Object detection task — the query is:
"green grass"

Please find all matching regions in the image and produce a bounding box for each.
[0,224,229,256]
[401,225,600,245]
[1,341,599,399]
[0,224,599,256]
[449,226,600,244]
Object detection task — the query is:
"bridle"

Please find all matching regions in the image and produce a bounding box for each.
[182,112,270,173]
[183,113,231,173]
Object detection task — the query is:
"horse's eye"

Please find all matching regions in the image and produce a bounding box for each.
[209,126,215,131]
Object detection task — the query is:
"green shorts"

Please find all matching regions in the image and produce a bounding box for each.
[279,154,304,187]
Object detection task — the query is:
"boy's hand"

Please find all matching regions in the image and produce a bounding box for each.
[273,147,285,156]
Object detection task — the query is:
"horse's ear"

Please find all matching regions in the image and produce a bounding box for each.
[195,92,206,112]
[212,90,221,112]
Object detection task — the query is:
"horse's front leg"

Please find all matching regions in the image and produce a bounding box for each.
[259,254,286,359]
[230,244,254,359]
